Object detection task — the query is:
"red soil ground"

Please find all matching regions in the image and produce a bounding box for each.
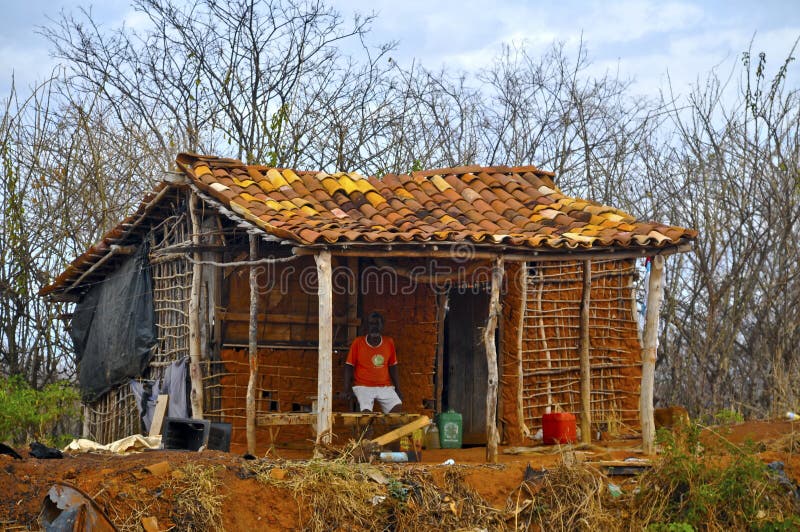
[2,420,799,530]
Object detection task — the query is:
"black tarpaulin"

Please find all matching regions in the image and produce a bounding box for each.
[70,245,156,402]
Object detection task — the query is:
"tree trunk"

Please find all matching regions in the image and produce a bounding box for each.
[641,255,665,454]
[580,259,591,444]
[188,193,204,419]
[485,257,503,463]
[246,234,259,455]
[315,251,333,445]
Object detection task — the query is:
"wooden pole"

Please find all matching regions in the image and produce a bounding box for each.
[485,256,503,463]
[188,193,204,419]
[246,234,259,455]
[641,255,665,454]
[516,263,530,438]
[434,291,447,413]
[580,259,592,444]
[315,251,333,444]
[535,266,553,408]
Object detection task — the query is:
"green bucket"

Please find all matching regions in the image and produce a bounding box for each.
[437,410,463,449]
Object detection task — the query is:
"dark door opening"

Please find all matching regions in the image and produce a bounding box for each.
[443,285,490,445]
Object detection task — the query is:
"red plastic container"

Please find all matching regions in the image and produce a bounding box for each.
[542,412,577,444]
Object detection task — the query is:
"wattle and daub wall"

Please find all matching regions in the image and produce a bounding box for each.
[212,255,642,450]
[213,256,439,451]
[501,260,642,443]
[84,197,642,448]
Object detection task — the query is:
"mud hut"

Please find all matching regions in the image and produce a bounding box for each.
[41,153,696,459]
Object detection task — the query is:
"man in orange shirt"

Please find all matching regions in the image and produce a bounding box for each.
[343,312,403,413]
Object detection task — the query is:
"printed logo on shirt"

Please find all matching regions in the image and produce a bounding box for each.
[371,354,385,368]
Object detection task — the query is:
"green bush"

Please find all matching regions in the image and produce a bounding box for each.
[713,408,745,425]
[635,424,799,530]
[0,375,80,447]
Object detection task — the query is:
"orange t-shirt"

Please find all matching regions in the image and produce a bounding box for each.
[346,336,397,387]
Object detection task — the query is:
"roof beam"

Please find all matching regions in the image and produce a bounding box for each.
[291,242,692,262]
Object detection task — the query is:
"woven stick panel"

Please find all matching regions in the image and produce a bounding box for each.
[520,259,641,436]
[84,384,139,444]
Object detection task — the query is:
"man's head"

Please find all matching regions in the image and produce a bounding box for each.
[366,312,384,335]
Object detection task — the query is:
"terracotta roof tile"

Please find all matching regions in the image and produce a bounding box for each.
[41,153,698,295]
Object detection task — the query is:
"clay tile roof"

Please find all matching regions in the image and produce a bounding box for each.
[171,153,697,249]
[40,153,697,296]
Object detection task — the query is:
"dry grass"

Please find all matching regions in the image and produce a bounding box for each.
[508,460,628,531]
[166,463,225,531]
[243,431,800,532]
[392,467,505,531]
[246,458,506,531]
[766,431,800,454]
[248,457,390,531]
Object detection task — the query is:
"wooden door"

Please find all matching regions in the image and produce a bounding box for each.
[444,286,489,444]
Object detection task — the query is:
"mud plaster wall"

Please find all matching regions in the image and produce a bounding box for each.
[500,262,525,444]
[501,259,642,446]
[361,270,437,419]
[214,258,437,451]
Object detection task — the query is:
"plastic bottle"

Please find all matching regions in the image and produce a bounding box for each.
[379,452,409,462]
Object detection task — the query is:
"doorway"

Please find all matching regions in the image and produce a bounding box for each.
[443,285,490,444]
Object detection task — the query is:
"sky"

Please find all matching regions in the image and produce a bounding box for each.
[1,0,799,101]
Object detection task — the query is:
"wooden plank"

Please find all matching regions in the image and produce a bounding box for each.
[335,413,421,426]
[246,234,259,455]
[256,412,423,428]
[370,416,431,446]
[291,244,692,262]
[219,311,359,326]
[315,251,333,444]
[447,289,489,442]
[149,395,169,437]
[580,259,592,444]
[257,413,317,426]
[188,192,204,419]
[641,255,665,454]
[485,257,503,463]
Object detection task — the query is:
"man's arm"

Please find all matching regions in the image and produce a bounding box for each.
[343,364,354,400]
[388,365,402,401]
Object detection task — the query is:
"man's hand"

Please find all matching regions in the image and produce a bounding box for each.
[336,389,355,402]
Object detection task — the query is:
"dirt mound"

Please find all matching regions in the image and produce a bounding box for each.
[1,420,799,530]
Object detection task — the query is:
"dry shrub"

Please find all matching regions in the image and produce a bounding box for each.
[249,457,391,531]
[393,468,505,531]
[167,463,225,531]
[247,459,506,531]
[509,461,624,531]
[766,431,800,454]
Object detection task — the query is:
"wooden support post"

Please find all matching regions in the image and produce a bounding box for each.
[188,193,204,419]
[315,251,333,444]
[346,257,359,342]
[485,257,503,463]
[246,234,259,455]
[580,259,592,444]
[516,263,530,438]
[434,291,447,413]
[641,255,665,454]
